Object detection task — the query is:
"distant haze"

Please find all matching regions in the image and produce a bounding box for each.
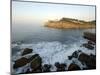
[12,1,95,25]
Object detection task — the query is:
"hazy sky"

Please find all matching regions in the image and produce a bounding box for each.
[12,1,95,24]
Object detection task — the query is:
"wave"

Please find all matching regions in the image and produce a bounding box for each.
[12,40,95,73]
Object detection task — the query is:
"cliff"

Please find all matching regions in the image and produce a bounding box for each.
[44,18,96,29]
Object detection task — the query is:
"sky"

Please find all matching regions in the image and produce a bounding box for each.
[12,1,96,24]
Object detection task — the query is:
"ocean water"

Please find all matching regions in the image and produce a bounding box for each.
[11,23,95,73]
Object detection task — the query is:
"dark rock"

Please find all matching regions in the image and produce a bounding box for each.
[68,56,73,60]
[77,50,82,53]
[30,55,42,71]
[31,67,42,73]
[28,54,39,62]
[22,48,33,56]
[72,51,78,58]
[78,53,96,69]
[83,43,94,50]
[90,54,96,59]
[55,62,67,71]
[68,63,81,71]
[82,68,89,70]
[88,41,95,45]
[55,62,60,68]
[25,69,31,74]
[83,32,96,43]
[68,51,80,60]
[42,64,51,72]
[13,57,28,69]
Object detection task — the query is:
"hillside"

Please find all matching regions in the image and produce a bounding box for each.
[44,18,96,29]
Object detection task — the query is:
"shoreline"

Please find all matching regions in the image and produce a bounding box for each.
[44,18,96,29]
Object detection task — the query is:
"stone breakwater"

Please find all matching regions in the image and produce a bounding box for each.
[12,32,96,74]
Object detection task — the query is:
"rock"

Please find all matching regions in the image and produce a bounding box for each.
[31,68,42,73]
[83,43,94,50]
[28,54,39,62]
[83,32,96,43]
[78,53,96,69]
[88,41,95,45]
[68,56,73,60]
[72,51,79,58]
[22,48,33,56]
[55,62,67,71]
[42,64,51,72]
[13,57,28,69]
[68,63,81,71]
[68,51,80,60]
[24,69,31,74]
[30,55,42,71]
[55,62,60,68]
[90,54,96,59]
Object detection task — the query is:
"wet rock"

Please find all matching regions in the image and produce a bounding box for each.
[55,62,67,71]
[31,67,42,73]
[68,51,80,60]
[42,64,51,72]
[26,69,31,73]
[72,51,79,58]
[68,56,73,60]
[90,54,96,59]
[28,54,39,62]
[78,53,96,69]
[30,55,42,71]
[13,57,28,69]
[83,43,94,50]
[83,32,96,43]
[22,48,33,56]
[88,41,95,45]
[68,63,81,71]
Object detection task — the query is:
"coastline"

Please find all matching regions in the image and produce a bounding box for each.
[44,18,96,29]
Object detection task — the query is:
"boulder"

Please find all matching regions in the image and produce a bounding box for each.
[88,40,95,45]
[42,64,51,72]
[22,48,33,56]
[68,50,80,60]
[72,51,79,58]
[30,55,42,71]
[78,53,96,69]
[13,57,28,69]
[82,43,94,50]
[28,54,39,62]
[68,56,73,60]
[55,62,67,71]
[83,32,96,43]
[68,63,81,71]
[31,67,42,73]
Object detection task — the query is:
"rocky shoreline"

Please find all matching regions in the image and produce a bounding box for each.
[12,32,96,74]
[45,18,96,29]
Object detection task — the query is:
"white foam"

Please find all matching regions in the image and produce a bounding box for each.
[12,40,96,73]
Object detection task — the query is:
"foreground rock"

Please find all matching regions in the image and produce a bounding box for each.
[68,63,81,71]
[83,32,96,43]
[22,48,33,56]
[28,54,39,62]
[78,53,96,69]
[88,40,95,45]
[55,62,67,71]
[82,43,94,50]
[68,50,81,60]
[30,55,42,72]
[13,57,28,69]
[42,64,51,72]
